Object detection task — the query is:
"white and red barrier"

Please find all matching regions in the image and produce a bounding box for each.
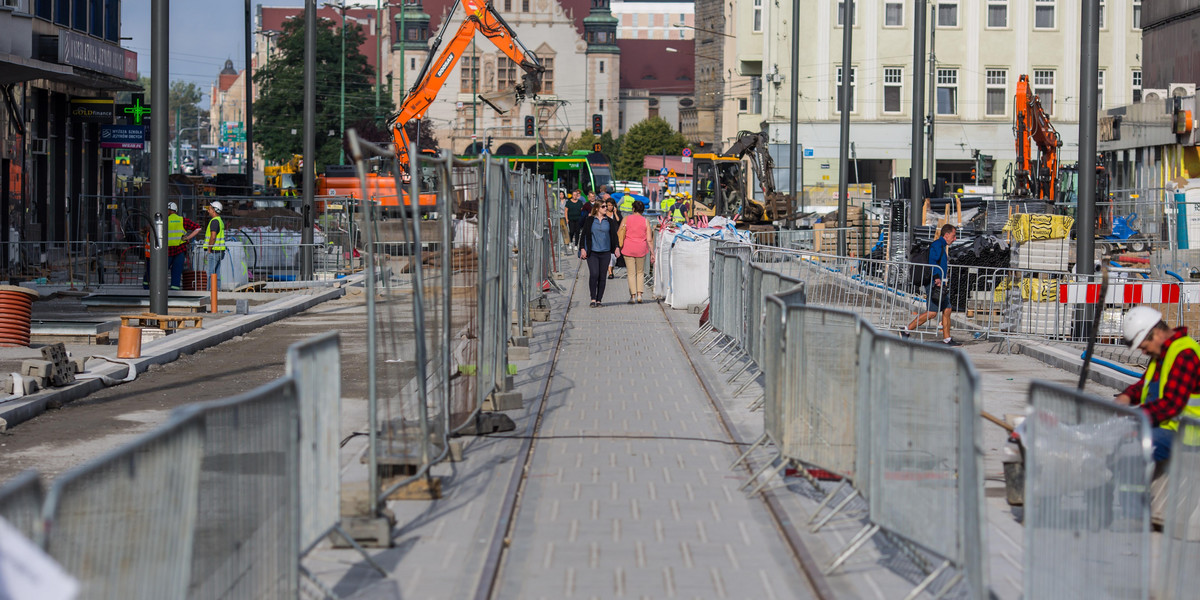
[1057,282,1200,304]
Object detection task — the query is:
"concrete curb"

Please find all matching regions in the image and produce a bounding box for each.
[1013,339,1139,391]
[0,286,346,430]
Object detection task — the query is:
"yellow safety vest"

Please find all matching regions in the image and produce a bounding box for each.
[620,195,636,213]
[167,213,184,247]
[661,196,675,215]
[206,216,227,251]
[1140,334,1200,432]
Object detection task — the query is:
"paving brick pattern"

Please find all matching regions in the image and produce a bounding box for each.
[494,266,814,599]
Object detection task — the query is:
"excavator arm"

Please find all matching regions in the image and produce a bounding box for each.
[1013,74,1061,201]
[721,129,794,223]
[386,0,543,176]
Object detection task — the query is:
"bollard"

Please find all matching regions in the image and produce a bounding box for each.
[116,325,142,359]
[209,273,218,313]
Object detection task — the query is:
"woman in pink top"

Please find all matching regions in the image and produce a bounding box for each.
[618,200,655,303]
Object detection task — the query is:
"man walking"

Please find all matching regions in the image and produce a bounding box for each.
[901,224,960,345]
[166,202,202,290]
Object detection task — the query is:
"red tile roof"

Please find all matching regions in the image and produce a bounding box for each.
[617,39,694,94]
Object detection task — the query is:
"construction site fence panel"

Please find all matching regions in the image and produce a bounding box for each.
[174,378,301,600]
[286,332,344,551]
[479,157,513,409]
[0,470,44,540]
[866,333,988,597]
[779,304,873,485]
[41,415,205,598]
[1156,415,1200,600]
[1024,381,1152,600]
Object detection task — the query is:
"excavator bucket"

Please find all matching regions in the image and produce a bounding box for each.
[478,87,520,114]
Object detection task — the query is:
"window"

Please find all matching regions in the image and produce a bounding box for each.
[884,2,904,27]
[599,60,605,74]
[1097,70,1105,109]
[751,77,762,113]
[986,69,1007,116]
[835,67,856,113]
[937,1,958,27]
[836,1,856,27]
[1133,70,1142,102]
[632,13,638,26]
[599,99,604,111]
[753,0,762,32]
[883,67,903,113]
[498,57,518,90]
[1035,0,1054,29]
[936,68,958,115]
[1133,1,1142,29]
[541,57,554,94]
[461,55,479,91]
[504,0,511,10]
[521,0,529,11]
[1099,1,1106,29]
[739,97,748,111]
[987,0,1007,28]
[1033,69,1055,115]
[679,14,685,22]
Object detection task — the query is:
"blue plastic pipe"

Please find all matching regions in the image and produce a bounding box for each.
[1081,352,1141,378]
[1166,270,1185,282]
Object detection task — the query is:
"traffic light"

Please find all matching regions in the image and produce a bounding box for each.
[592,113,603,135]
[978,154,994,184]
[524,115,535,137]
[971,167,977,183]
[486,136,494,152]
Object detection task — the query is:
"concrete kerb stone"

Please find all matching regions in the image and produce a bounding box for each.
[1013,339,1138,391]
[0,285,347,430]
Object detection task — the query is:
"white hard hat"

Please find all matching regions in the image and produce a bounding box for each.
[167,201,178,211]
[1123,306,1163,348]
[210,201,223,214]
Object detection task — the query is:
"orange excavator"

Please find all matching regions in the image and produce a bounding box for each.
[1012,74,1062,202]
[387,0,545,178]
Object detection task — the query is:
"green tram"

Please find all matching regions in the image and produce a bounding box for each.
[503,150,614,194]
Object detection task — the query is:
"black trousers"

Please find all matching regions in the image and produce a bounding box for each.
[568,219,582,246]
[587,251,611,301]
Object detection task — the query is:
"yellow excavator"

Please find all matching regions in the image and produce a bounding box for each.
[264,154,302,197]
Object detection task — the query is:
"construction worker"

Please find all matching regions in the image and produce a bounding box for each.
[203,201,227,288]
[660,193,676,219]
[618,188,637,214]
[1115,306,1200,463]
[167,201,202,290]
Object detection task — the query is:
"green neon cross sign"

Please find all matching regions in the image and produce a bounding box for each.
[123,97,150,124]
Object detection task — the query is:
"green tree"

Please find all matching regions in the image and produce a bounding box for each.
[615,117,685,180]
[132,77,207,144]
[253,14,394,170]
[567,130,621,162]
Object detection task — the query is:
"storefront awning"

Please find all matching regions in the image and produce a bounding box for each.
[0,51,73,85]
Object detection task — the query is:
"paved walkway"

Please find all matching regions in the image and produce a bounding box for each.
[493,265,814,599]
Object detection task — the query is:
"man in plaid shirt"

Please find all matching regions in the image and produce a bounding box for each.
[167,202,203,290]
[1116,306,1200,462]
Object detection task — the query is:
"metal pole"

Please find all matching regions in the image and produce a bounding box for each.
[245,0,254,187]
[926,2,936,185]
[375,0,382,109]
[302,0,316,279]
[150,0,168,316]
[173,106,181,174]
[399,2,406,94]
[788,0,799,228]
[909,0,927,240]
[340,0,347,165]
[1077,0,1099,275]
[836,1,853,257]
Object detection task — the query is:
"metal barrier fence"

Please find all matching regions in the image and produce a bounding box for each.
[287,333,344,552]
[41,415,206,598]
[1157,416,1200,600]
[477,156,514,413]
[0,470,44,540]
[176,378,301,600]
[1023,381,1152,600]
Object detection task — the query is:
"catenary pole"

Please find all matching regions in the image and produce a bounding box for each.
[788,0,799,226]
[245,0,254,188]
[302,0,316,279]
[909,0,926,241]
[836,1,853,256]
[1077,1,1098,275]
[150,0,168,315]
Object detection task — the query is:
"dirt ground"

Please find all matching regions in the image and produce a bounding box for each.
[0,294,371,481]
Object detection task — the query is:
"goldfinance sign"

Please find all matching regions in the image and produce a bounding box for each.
[70,98,114,124]
[58,30,138,81]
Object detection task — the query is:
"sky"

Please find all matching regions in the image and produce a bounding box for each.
[121,0,312,107]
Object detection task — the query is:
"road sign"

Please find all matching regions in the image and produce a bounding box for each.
[667,170,676,177]
[668,177,677,187]
[660,167,668,176]
[682,156,691,164]
[658,175,666,185]
[803,148,814,158]
[681,148,692,157]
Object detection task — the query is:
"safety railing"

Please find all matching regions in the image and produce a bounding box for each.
[0,470,44,540]
[1156,415,1200,600]
[175,377,301,599]
[41,413,206,598]
[1023,381,1153,600]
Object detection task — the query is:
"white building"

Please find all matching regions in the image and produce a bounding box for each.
[611,0,694,40]
[732,0,1144,197]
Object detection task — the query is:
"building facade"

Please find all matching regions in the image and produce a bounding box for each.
[611,0,694,40]
[1,0,139,246]
[733,0,1144,203]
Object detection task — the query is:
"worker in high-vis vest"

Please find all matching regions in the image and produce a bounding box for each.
[618,189,637,214]
[203,201,227,286]
[1116,305,1200,463]
[167,201,202,290]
